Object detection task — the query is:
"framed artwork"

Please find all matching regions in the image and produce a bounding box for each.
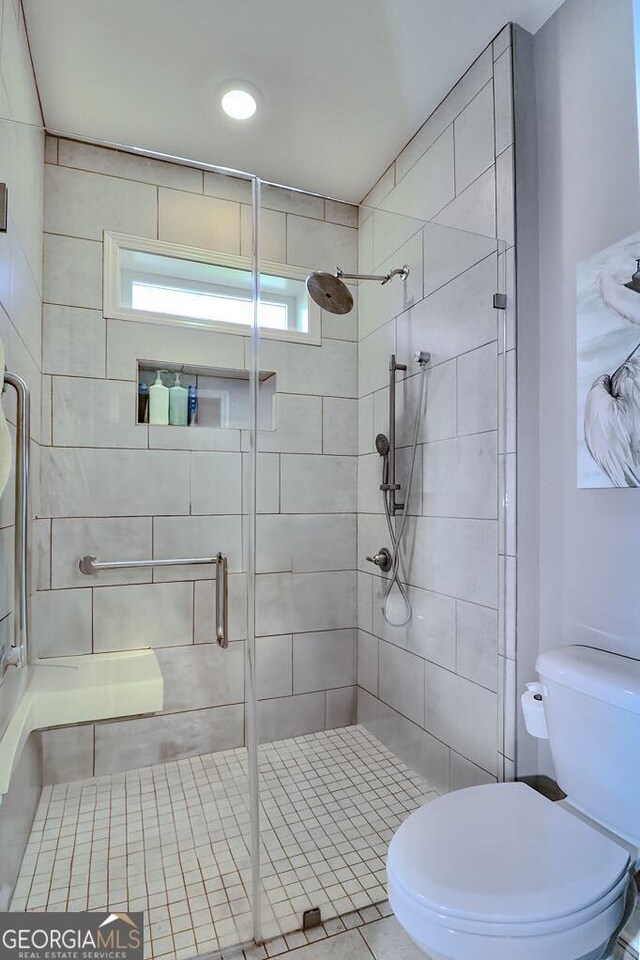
[577,232,640,487]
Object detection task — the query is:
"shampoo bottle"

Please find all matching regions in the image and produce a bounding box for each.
[138,380,149,423]
[169,373,188,426]
[188,384,198,425]
[149,370,169,425]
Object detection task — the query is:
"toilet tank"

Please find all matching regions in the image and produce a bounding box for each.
[536,645,640,846]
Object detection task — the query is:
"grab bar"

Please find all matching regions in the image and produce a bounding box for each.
[215,552,228,648]
[3,371,30,669]
[79,551,230,649]
[79,554,219,574]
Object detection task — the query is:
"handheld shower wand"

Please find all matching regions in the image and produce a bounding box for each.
[369,351,430,627]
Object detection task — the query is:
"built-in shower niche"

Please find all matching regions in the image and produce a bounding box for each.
[137,361,276,429]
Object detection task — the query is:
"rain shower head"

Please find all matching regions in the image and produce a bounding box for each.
[306,264,410,315]
[305,272,354,315]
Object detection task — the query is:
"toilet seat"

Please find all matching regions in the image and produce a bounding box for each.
[387,782,632,960]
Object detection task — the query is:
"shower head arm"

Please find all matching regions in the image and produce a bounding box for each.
[336,264,409,285]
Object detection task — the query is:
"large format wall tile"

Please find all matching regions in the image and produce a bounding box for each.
[293,629,356,693]
[42,305,106,378]
[190,452,242,515]
[286,215,357,273]
[51,517,153,588]
[45,165,157,242]
[280,454,356,513]
[153,514,243,579]
[52,377,144,448]
[434,165,497,240]
[43,234,102,309]
[41,726,94,785]
[158,188,240,253]
[408,516,498,608]
[396,255,497,369]
[257,692,326,744]
[256,513,356,574]
[256,634,293,700]
[457,341,498,435]
[425,663,498,775]
[32,588,92,657]
[106,318,244,381]
[323,397,358,455]
[454,82,495,194]
[326,686,356,727]
[257,337,357,399]
[156,643,245,712]
[40,448,190,517]
[92,581,193,651]
[57,139,204,192]
[378,641,425,726]
[422,432,498,520]
[383,126,455,222]
[94,705,244,775]
[456,599,498,691]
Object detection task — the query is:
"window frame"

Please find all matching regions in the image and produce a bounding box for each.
[103,232,322,345]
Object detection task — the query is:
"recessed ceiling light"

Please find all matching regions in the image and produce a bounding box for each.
[219,82,259,120]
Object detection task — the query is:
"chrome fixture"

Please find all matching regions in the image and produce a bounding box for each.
[215,552,228,648]
[79,554,222,574]
[306,264,410,315]
[1,370,30,670]
[0,183,7,233]
[624,259,640,294]
[386,354,407,516]
[79,551,230,648]
[368,351,430,627]
[366,547,392,573]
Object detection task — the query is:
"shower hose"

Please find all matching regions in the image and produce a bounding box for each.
[381,360,428,627]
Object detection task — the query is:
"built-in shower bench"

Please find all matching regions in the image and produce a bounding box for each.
[0,649,163,797]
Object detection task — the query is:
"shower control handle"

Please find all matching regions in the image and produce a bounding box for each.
[366,547,392,573]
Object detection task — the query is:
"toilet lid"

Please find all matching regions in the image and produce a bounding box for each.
[388,782,630,925]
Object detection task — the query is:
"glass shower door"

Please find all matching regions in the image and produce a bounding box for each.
[4,152,263,960]
[251,199,509,943]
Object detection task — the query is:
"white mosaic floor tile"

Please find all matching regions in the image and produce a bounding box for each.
[11,725,437,959]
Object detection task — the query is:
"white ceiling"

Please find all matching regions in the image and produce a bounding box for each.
[23,0,563,201]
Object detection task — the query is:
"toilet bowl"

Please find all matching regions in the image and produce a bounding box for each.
[387,782,636,960]
[387,646,640,960]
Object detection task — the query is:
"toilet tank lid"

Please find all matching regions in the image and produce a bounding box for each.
[537,646,640,715]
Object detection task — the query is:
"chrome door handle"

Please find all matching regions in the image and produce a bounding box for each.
[215,552,228,648]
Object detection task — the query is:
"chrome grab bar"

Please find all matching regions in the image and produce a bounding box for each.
[3,371,30,669]
[79,551,230,650]
[79,554,219,574]
[215,552,228,648]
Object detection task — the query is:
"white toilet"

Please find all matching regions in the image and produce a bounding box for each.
[387,645,640,960]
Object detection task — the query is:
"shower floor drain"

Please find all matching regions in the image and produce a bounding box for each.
[302,907,322,930]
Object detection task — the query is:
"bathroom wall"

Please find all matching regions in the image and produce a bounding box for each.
[37,139,358,781]
[356,28,517,793]
[0,0,44,906]
[517,0,640,774]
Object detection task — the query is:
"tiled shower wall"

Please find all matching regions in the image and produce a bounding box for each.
[356,26,517,791]
[0,0,44,905]
[37,140,359,782]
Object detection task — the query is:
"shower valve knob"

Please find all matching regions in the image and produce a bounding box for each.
[366,547,392,573]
